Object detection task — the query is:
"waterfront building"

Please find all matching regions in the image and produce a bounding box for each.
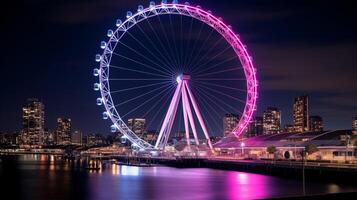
[223,114,239,137]
[0,132,18,146]
[263,107,281,134]
[21,98,45,146]
[72,130,83,145]
[56,118,71,145]
[247,117,263,137]
[128,118,146,137]
[309,116,323,132]
[353,117,357,130]
[215,130,356,162]
[293,95,309,133]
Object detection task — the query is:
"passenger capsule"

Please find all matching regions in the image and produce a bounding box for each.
[149,1,155,8]
[137,5,144,12]
[116,19,123,27]
[93,68,100,76]
[185,2,190,6]
[126,11,133,18]
[102,112,109,120]
[107,29,113,37]
[95,54,101,62]
[94,83,100,91]
[161,0,167,4]
[172,0,178,4]
[96,98,103,106]
[111,125,117,133]
[100,41,106,49]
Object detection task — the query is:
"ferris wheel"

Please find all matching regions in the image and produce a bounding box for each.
[93,1,258,150]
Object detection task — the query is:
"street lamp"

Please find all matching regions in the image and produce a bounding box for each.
[241,142,245,157]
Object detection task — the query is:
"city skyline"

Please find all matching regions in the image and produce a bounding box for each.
[1,0,356,134]
[4,95,356,139]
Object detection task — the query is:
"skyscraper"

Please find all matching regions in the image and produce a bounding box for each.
[223,114,239,137]
[56,118,72,145]
[353,117,357,130]
[21,98,45,146]
[263,107,281,134]
[293,95,309,133]
[128,118,146,137]
[309,116,323,132]
[247,117,263,137]
[72,130,83,146]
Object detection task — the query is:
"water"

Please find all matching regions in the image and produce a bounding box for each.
[0,155,356,200]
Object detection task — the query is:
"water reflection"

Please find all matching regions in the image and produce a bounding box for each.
[1,155,357,200]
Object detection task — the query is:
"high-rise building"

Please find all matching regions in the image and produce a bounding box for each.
[223,114,239,136]
[353,117,357,130]
[56,118,71,145]
[247,117,263,137]
[128,118,146,136]
[263,107,281,134]
[21,98,45,145]
[72,130,83,145]
[293,95,309,133]
[309,116,323,132]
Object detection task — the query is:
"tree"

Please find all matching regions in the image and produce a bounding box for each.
[305,143,318,155]
[267,146,277,159]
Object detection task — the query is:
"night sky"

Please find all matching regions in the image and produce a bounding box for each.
[1,0,356,134]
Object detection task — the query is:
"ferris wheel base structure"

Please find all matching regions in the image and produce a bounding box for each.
[94,1,258,151]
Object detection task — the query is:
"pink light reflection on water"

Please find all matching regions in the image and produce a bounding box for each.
[227,171,271,200]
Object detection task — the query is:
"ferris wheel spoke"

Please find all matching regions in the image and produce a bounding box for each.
[195,86,243,115]
[195,66,243,78]
[121,84,174,119]
[141,85,176,119]
[195,78,246,81]
[110,81,172,94]
[112,52,172,76]
[193,44,237,73]
[144,88,175,132]
[195,87,236,125]
[146,17,179,70]
[194,89,224,133]
[109,78,171,81]
[117,40,173,75]
[196,83,247,105]
[187,28,218,72]
[193,54,240,76]
[110,65,168,78]
[185,22,206,72]
[179,15,184,72]
[168,14,181,70]
[125,31,174,74]
[182,17,194,71]
[193,81,246,93]
[114,83,171,107]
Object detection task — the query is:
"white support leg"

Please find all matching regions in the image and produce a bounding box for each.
[182,82,200,145]
[155,82,182,149]
[162,91,181,149]
[185,82,213,150]
[182,86,191,148]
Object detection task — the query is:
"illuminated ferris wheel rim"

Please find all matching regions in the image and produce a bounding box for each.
[95,2,258,150]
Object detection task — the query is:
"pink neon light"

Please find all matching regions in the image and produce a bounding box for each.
[184,82,213,150]
[155,82,182,148]
[181,83,191,148]
[100,3,258,149]
[182,81,200,145]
